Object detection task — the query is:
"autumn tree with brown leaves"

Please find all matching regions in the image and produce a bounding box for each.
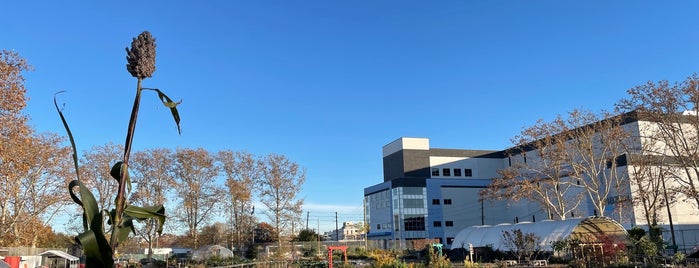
[172,148,225,249]
[199,222,228,246]
[616,74,699,211]
[563,109,631,218]
[130,148,175,259]
[0,50,72,247]
[621,124,668,233]
[482,116,585,220]
[217,150,259,251]
[78,143,124,222]
[259,154,305,255]
[483,109,632,220]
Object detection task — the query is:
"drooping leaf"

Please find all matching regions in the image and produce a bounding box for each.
[56,92,116,267]
[54,92,81,181]
[143,87,181,134]
[75,228,113,268]
[124,204,166,234]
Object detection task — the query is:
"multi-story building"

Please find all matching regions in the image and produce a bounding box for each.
[364,112,699,253]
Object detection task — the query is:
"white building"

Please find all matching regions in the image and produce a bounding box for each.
[324,222,365,241]
[363,112,699,253]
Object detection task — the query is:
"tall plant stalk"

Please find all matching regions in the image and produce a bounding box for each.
[110,78,142,250]
[56,31,181,267]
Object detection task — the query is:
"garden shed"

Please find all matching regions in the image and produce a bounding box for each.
[451,216,628,251]
[38,250,79,268]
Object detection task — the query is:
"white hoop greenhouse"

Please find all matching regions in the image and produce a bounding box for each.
[450,216,628,251]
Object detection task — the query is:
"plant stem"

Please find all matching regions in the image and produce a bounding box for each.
[110,78,143,251]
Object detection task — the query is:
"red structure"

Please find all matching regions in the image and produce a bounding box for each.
[327,245,348,268]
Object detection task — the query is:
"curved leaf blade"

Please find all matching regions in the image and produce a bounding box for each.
[124,204,166,234]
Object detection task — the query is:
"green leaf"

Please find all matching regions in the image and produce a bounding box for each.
[70,180,102,231]
[142,87,182,134]
[114,213,136,245]
[124,204,166,234]
[110,161,131,194]
[57,92,115,267]
[75,229,113,268]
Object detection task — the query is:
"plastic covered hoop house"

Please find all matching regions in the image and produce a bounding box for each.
[451,216,628,251]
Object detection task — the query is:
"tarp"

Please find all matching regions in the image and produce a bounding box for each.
[451,216,628,251]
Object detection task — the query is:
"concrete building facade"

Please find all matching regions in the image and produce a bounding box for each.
[364,113,699,253]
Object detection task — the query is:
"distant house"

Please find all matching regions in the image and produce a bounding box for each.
[324,222,365,241]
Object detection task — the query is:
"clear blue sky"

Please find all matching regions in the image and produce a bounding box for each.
[3,1,699,233]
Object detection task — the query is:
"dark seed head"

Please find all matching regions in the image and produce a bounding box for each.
[126,31,156,79]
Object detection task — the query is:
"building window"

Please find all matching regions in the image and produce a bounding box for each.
[442,168,451,176]
[464,169,472,177]
[444,199,452,205]
[404,198,424,208]
[445,221,454,227]
[433,221,441,227]
[431,168,439,176]
[376,224,380,230]
[447,237,455,244]
[403,187,423,195]
[453,168,462,176]
[404,216,425,231]
[432,199,440,205]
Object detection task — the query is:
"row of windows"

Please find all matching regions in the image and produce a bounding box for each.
[431,199,452,205]
[432,221,454,227]
[375,223,390,230]
[431,168,472,177]
[404,216,425,231]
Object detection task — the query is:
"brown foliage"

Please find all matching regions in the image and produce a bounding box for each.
[0,50,31,115]
[617,74,699,210]
[172,148,225,249]
[259,154,305,250]
[0,50,72,247]
[217,150,259,250]
[482,109,632,219]
[130,148,175,257]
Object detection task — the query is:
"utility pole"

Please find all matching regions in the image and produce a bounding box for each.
[317,219,321,257]
[335,212,339,241]
[480,199,485,225]
[363,199,368,250]
[306,211,310,230]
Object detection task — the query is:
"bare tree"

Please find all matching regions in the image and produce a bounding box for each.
[172,148,225,248]
[484,109,632,220]
[620,118,668,229]
[130,148,174,259]
[482,117,585,220]
[217,150,259,252]
[258,154,305,253]
[501,229,541,262]
[563,109,631,217]
[617,75,699,211]
[79,143,124,217]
